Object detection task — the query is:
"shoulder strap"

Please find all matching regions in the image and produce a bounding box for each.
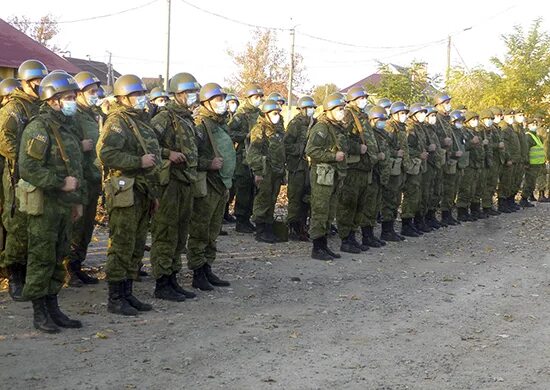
[349,110,366,145]
[200,118,221,158]
[116,113,149,154]
[49,121,72,175]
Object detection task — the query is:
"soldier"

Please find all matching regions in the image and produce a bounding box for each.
[377,98,392,116]
[480,109,502,216]
[380,101,409,241]
[305,92,347,260]
[338,86,377,253]
[498,109,521,212]
[149,87,169,108]
[284,95,316,241]
[248,99,286,243]
[0,59,47,301]
[423,105,444,229]
[401,104,428,237]
[64,71,103,286]
[0,78,21,107]
[520,118,545,207]
[223,93,239,223]
[228,83,263,233]
[148,72,201,302]
[267,92,286,107]
[19,72,84,332]
[97,74,161,316]
[187,83,236,291]
[535,116,549,202]
[513,109,529,206]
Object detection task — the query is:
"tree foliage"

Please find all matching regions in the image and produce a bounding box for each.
[8,14,61,52]
[311,83,339,106]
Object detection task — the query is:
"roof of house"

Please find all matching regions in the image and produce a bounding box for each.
[340,74,382,93]
[0,18,81,74]
[64,57,121,85]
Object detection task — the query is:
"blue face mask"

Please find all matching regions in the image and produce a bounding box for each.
[61,100,77,117]
[375,120,386,130]
[133,95,148,110]
[86,94,99,107]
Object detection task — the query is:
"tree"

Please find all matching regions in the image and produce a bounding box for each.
[8,14,61,52]
[446,67,501,112]
[226,29,307,98]
[311,83,339,106]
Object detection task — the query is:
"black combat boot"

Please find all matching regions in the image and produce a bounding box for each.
[204,264,231,287]
[169,272,196,298]
[469,204,479,221]
[107,281,138,316]
[323,236,341,258]
[311,237,333,261]
[7,264,24,301]
[68,260,99,285]
[498,198,512,213]
[380,221,402,242]
[256,223,277,244]
[473,203,488,219]
[32,297,60,333]
[538,191,550,202]
[155,275,186,302]
[519,197,534,208]
[411,215,424,235]
[457,207,470,222]
[236,217,255,233]
[441,210,453,226]
[508,196,520,211]
[288,221,301,241]
[361,226,382,248]
[483,206,500,216]
[401,218,419,237]
[45,294,82,328]
[340,231,361,254]
[425,210,441,229]
[223,204,236,223]
[192,266,214,291]
[416,214,433,233]
[124,280,152,311]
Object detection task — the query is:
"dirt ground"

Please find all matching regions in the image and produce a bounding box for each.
[1,204,549,390]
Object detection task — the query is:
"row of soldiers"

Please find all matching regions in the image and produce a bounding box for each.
[0,59,548,333]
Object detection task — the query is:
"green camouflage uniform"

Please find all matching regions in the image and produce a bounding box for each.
[401,119,427,219]
[482,123,504,208]
[535,128,549,193]
[284,112,313,225]
[513,123,529,195]
[248,115,286,224]
[187,107,236,270]
[420,123,442,216]
[366,123,391,227]
[474,125,490,206]
[457,126,482,208]
[20,105,85,300]
[97,102,161,282]
[149,101,198,278]
[0,89,39,268]
[499,121,521,199]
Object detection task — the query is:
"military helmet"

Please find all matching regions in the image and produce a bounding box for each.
[267,92,286,104]
[225,93,239,102]
[38,72,79,101]
[490,107,503,116]
[18,60,48,81]
[449,110,465,123]
[390,101,409,115]
[408,103,427,117]
[368,105,388,120]
[514,108,524,115]
[113,74,147,97]
[0,78,22,97]
[464,111,479,123]
[297,95,316,109]
[377,98,392,109]
[526,117,538,125]
[323,92,346,111]
[200,83,226,103]
[261,99,282,114]
[424,105,437,116]
[433,92,451,106]
[503,108,516,116]
[149,87,169,100]
[479,109,494,120]
[345,86,368,102]
[74,71,101,91]
[365,104,374,113]
[169,72,200,94]
[243,83,264,98]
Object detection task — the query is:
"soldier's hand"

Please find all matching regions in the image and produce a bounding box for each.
[472,136,480,144]
[397,149,404,157]
[150,199,160,215]
[420,151,429,160]
[482,139,489,145]
[506,160,513,166]
[71,204,83,222]
[444,137,452,146]
[81,139,94,152]
[62,176,79,192]
[428,143,436,152]
[141,154,156,168]
[169,151,186,164]
[377,152,386,161]
[455,151,463,158]
[210,157,224,170]
[360,144,368,155]
[254,175,264,186]
[335,151,345,162]
[499,142,505,149]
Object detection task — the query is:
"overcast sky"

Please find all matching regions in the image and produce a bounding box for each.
[2,0,547,91]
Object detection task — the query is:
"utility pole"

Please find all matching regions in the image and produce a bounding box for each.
[106,50,113,87]
[446,35,451,88]
[287,25,296,124]
[164,0,172,91]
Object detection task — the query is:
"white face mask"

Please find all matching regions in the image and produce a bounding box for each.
[186,93,197,106]
[483,119,493,127]
[415,112,427,123]
[228,101,238,113]
[443,103,452,112]
[251,96,262,107]
[133,95,148,111]
[428,115,437,125]
[454,122,463,129]
[86,94,99,107]
[470,119,479,128]
[212,99,227,115]
[156,100,166,108]
[515,115,525,123]
[331,108,345,122]
[494,116,502,124]
[505,116,514,125]
[355,97,368,110]
[398,112,408,123]
[268,112,280,125]
[306,107,315,117]
[528,124,537,132]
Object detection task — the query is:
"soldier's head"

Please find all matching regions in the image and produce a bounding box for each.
[433,92,451,113]
[377,98,392,116]
[479,109,494,128]
[297,96,317,118]
[17,59,48,99]
[323,92,346,122]
[39,72,79,116]
[225,93,239,113]
[0,78,22,107]
[199,83,227,116]
[514,109,525,124]
[267,92,286,108]
[149,87,169,108]
[345,87,369,111]
[389,101,409,123]
[408,103,427,123]
[527,118,538,132]
[260,99,282,125]
[74,71,101,109]
[113,74,148,111]
[464,111,479,128]
[368,106,388,130]
[490,107,503,124]
[503,109,515,125]
[169,72,200,108]
[449,110,465,129]
[425,105,437,125]
[243,83,264,108]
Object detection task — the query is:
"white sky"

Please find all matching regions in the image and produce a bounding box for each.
[2,0,547,91]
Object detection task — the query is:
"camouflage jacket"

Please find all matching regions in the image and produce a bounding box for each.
[74,104,102,185]
[306,113,348,175]
[464,125,484,169]
[284,112,314,172]
[385,118,411,173]
[248,114,286,176]
[343,105,377,172]
[500,121,521,163]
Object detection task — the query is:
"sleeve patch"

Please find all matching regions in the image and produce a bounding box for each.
[26,135,48,160]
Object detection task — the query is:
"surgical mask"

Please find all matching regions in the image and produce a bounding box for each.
[483,119,493,127]
[515,115,525,123]
[454,122,463,129]
[213,99,227,115]
[355,97,367,110]
[505,117,514,125]
[61,100,77,116]
[428,115,437,125]
[306,107,315,117]
[375,120,386,130]
[251,96,262,108]
[228,101,238,113]
[133,95,148,110]
[186,93,198,106]
[528,124,537,132]
[443,103,452,112]
[398,112,408,123]
[332,108,345,122]
[470,119,479,128]
[268,112,280,125]
[86,94,99,107]
[156,100,166,108]
[494,116,502,124]
[415,112,427,123]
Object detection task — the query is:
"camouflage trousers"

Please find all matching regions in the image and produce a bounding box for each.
[252,169,284,225]
[483,160,501,208]
[309,167,342,240]
[441,171,460,212]
[380,173,403,223]
[430,168,443,212]
[234,156,255,221]
[68,181,101,264]
[361,172,382,228]
[513,163,525,195]
[456,167,480,207]
[336,169,370,238]
[535,165,549,192]
[498,163,515,198]
[474,167,487,205]
[419,165,437,216]
[401,173,421,219]
[2,167,28,268]
[286,169,310,225]
[521,164,543,198]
